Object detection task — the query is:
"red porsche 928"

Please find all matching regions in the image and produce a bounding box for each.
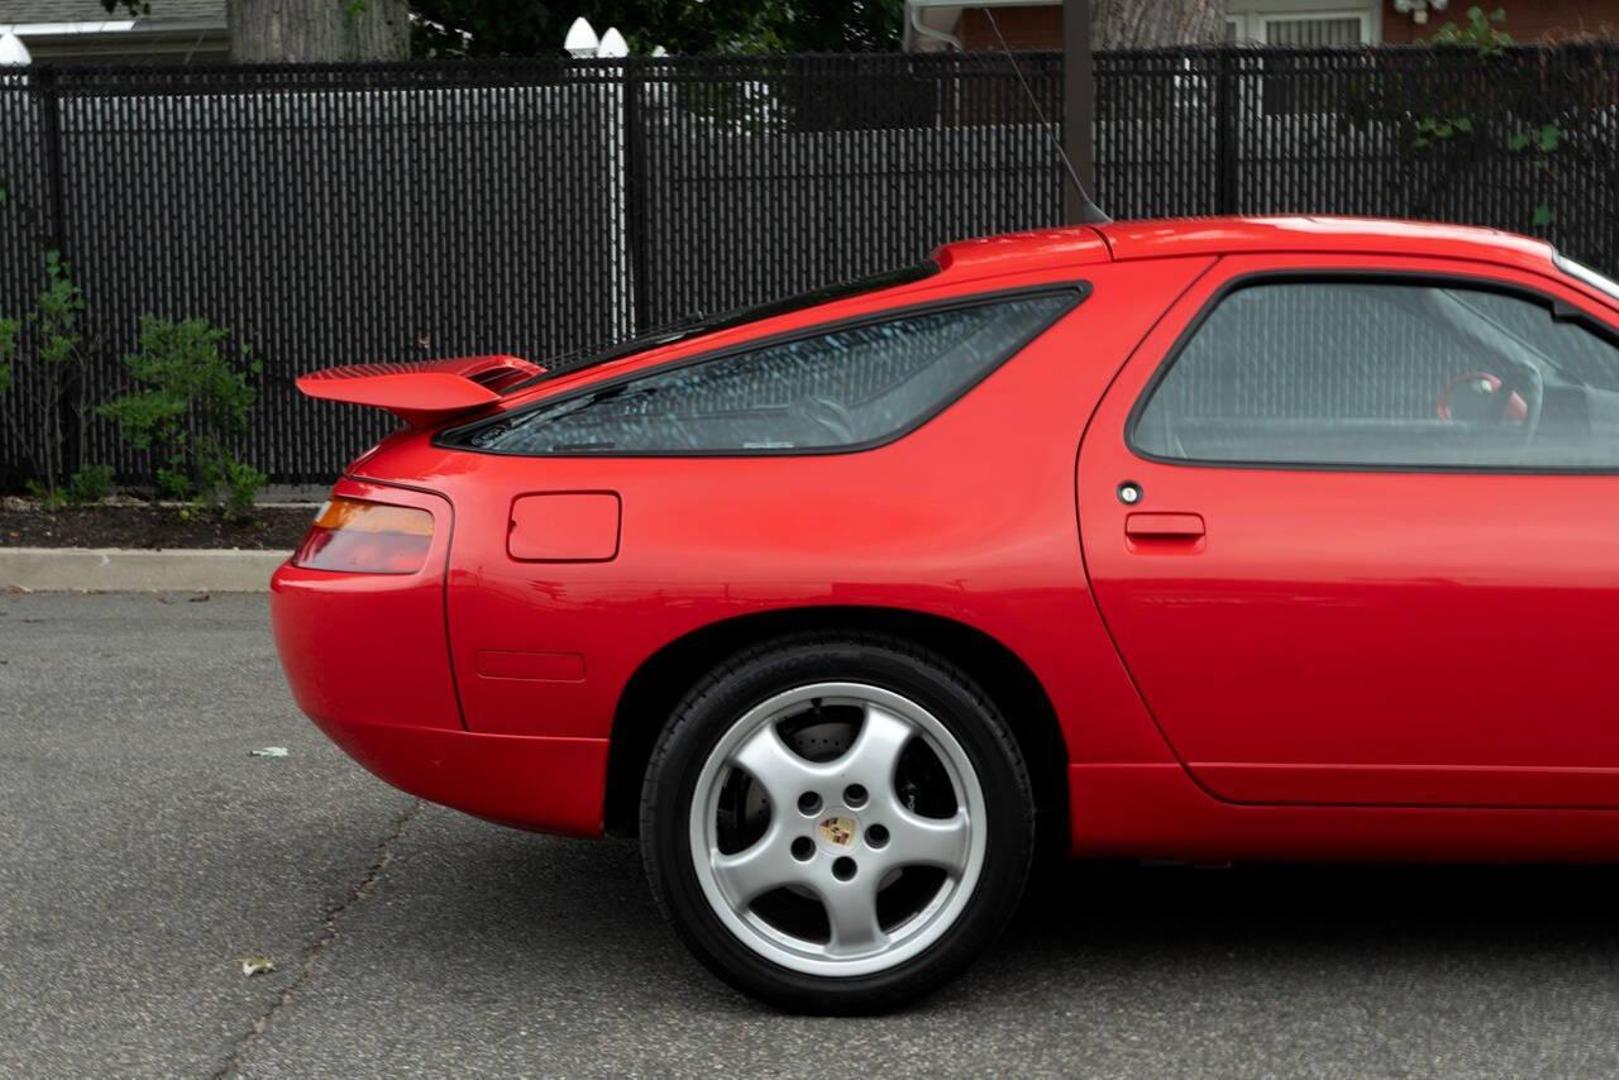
[271,217,1619,1012]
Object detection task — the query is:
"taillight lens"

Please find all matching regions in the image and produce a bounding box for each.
[292,497,434,574]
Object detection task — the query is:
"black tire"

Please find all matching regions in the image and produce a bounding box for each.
[639,632,1036,1014]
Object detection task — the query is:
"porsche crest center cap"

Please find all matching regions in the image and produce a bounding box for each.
[818,815,857,848]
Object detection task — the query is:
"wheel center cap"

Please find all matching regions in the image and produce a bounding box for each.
[818,814,858,849]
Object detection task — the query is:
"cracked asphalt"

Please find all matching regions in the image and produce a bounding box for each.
[7,592,1619,1078]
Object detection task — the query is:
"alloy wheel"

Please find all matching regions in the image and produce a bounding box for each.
[687,682,987,977]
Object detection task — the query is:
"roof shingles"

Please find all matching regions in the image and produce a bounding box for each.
[0,0,224,26]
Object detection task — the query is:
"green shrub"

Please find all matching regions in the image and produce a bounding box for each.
[98,317,265,518]
[24,479,66,510]
[64,464,115,505]
[3,251,89,496]
[0,317,16,394]
[222,458,268,520]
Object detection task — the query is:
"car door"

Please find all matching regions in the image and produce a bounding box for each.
[1078,252,1619,808]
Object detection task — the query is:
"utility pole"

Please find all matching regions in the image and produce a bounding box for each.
[1062,0,1096,224]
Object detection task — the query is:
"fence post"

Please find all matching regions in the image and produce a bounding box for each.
[1214,48,1238,215]
[32,65,78,481]
[623,56,651,335]
[1061,0,1096,224]
[33,65,66,255]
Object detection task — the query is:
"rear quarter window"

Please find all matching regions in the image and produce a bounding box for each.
[451,289,1081,456]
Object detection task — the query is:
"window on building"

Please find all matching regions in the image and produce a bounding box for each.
[1225,5,1375,45]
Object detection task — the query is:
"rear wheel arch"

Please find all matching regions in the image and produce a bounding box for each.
[603,606,1068,846]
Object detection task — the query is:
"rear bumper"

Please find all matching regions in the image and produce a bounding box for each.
[269,477,609,836]
[312,712,608,836]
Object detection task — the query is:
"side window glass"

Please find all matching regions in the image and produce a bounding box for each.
[1132,280,1619,470]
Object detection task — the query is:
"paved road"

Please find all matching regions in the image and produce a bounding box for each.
[5,592,1619,1078]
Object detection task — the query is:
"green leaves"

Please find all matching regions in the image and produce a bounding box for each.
[65,464,114,505]
[31,250,86,368]
[1411,115,1475,150]
[1407,5,1566,240]
[97,317,264,517]
[1432,6,1513,54]
[1508,123,1564,154]
[0,317,17,395]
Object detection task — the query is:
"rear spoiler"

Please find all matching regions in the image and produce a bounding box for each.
[295,354,544,428]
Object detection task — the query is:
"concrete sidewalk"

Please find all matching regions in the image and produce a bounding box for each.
[0,548,288,592]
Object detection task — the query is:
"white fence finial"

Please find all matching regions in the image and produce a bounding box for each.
[0,33,31,66]
[564,17,599,58]
[597,27,629,58]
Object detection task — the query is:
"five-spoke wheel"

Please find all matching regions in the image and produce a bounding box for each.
[641,635,1034,1013]
[691,682,985,975]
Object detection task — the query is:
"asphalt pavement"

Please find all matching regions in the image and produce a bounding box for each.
[5,591,1619,1079]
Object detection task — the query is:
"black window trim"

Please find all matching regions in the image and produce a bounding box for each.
[441,281,1089,459]
[1123,267,1619,477]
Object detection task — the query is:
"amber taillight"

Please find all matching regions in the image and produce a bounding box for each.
[291,497,434,574]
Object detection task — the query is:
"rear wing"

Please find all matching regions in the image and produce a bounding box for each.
[295,354,544,428]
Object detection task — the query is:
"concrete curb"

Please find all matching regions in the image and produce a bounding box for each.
[0,547,289,593]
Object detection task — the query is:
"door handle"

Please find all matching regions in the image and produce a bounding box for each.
[1124,512,1205,540]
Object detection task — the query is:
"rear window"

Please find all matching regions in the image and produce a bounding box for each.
[451,289,1080,456]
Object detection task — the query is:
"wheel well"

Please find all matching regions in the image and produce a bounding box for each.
[603,606,1069,845]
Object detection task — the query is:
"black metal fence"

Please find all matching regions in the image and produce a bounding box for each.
[1,46,1616,486]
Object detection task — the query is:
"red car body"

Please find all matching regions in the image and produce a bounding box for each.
[271,216,1619,865]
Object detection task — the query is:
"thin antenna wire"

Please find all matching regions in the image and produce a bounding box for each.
[983,7,1110,224]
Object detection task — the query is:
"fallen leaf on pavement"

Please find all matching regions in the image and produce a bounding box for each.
[239,956,276,976]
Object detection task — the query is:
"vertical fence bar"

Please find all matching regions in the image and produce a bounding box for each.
[1214,48,1239,215]
[31,65,74,482]
[623,56,651,336]
[1061,0,1095,222]
[32,66,65,256]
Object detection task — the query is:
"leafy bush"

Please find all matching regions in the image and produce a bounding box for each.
[221,458,267,520]
[34,250,85,370]
[3,251,90,496]
[1431,6,1513,54]
[98,317,266,518]
[24,479,65,510]
[65,463,114,505]
[0,317,16,394]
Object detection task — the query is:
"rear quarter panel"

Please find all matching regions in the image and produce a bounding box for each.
[352,259,1216,788]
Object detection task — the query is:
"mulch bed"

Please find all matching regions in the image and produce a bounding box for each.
[0,502,313,550]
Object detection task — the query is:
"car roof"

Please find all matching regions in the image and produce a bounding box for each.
[932,216,1557,280]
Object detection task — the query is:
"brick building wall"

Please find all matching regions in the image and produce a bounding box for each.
[941,1,1619,49]
[957,5,1062,50]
